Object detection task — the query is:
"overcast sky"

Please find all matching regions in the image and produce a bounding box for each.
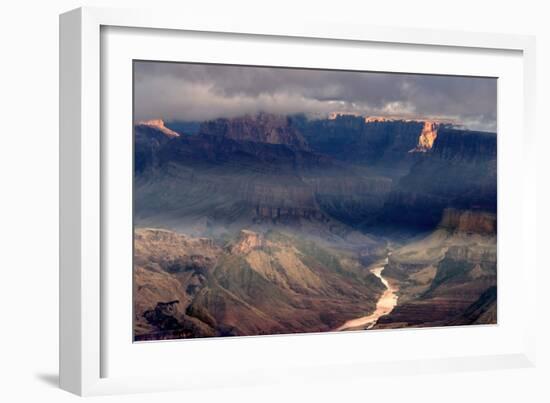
[134,61,497,132]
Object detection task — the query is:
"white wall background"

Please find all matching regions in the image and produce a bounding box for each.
[0,0,548,401]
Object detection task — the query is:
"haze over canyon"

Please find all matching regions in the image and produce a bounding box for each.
[133,109,497,340]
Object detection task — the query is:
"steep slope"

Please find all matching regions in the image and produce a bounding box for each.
[135,115,497,236]
[134,120,181,174]
[137,119,181,138]
[373,208,497,329]
[410,121,439,152]
[376,128,497,230]
[134,115,392,233]
[133,114,499,339]
[134,228,385,340]
[293,114,427,169]
[199,113,309,149]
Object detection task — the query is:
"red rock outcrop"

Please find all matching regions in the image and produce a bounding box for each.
[438,208,496,235]
[199,113,308,149]
[137,119,180,138]
[413,121,439,152]
[229,230,264,255]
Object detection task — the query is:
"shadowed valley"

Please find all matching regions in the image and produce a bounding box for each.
[133,113,497,340]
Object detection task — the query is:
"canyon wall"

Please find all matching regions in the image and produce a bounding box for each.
[376,128,497,230]
[438,208,497,235]
[135,114,497,233]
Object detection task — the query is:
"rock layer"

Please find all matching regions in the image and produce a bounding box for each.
[134,228,385,340]
[439,208,496,235]
[199,113,308,149]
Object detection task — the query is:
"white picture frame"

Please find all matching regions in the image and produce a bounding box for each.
[60,6,537,396]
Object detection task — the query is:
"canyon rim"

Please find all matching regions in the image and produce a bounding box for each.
[133,62,497,341]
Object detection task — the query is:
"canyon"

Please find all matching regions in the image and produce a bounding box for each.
[133,112,497,340]
[335,254,398,331]
[134,227,386,340]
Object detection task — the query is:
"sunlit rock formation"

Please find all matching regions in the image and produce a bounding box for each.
[137,119,180,138]
[410,121,439,152]
[230,230,264,255]
[199,113,308,149]
[438,208,496,235]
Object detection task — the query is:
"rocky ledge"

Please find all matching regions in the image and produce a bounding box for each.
[438,208,496,235]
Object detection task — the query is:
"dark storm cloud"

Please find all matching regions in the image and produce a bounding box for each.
[134,61,497,131]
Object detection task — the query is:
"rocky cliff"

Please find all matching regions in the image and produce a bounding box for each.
[133,113,498,338]
[137,119,181,138]
[229,229,264,254]
[294,114,426,167]
[375,216,496,329]
[375,128,497,230]
[431,128,496,161]
[438,208,497,235]
[134,228,385,340]
[410,121,439,152]
[199,113,309,149]
[134,116,397,229]
[135,115,497,234]
[134,120,180,173]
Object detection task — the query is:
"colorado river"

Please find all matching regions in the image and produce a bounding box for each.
[336,255,398,331]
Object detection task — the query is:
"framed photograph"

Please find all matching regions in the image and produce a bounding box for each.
[60,7,537,396]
